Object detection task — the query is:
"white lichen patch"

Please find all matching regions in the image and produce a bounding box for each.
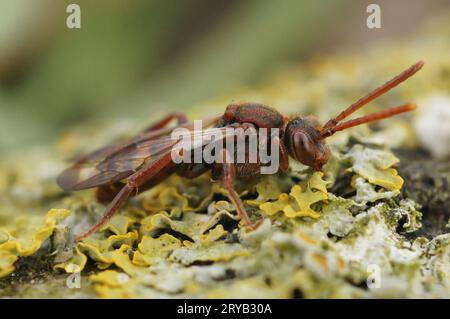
[414,94,450,158]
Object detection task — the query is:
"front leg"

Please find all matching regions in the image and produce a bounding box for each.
[213,150,253,227]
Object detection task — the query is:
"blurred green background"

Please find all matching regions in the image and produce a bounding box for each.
[0,0,449,152]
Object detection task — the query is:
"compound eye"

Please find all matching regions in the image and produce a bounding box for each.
[293,131,315,165]
[299,132,312,151]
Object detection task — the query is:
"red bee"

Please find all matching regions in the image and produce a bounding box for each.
[58,61,424,241]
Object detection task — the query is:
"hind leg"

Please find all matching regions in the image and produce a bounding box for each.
[77,153,174,241]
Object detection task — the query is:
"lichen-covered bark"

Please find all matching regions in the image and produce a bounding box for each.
[1,16,449,299]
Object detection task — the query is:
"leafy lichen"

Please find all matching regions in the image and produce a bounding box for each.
[1,17,450,298]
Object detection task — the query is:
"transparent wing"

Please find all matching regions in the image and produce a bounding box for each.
[57,118,225,191]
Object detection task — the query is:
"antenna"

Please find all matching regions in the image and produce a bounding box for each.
[322,61,424,132]
[320,104,416,138]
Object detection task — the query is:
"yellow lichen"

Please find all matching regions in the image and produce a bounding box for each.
[55,230,139,271]
[0,250,18,278]
[132,234,182,266]
[199,224,227,246]
[141,175,214,213]
[260,172,328,219]
[90,270,129,288]
[344,144,404,190]
[54,246,87,273]
[246,176,284,206]
[99,214,137,236]
[3,19,448,298]
[0,209,70,278]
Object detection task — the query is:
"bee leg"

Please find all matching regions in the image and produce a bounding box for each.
[215,150,253,227]
[75,183,135,241]
[75,153,174,241]
[143,112,188,132]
